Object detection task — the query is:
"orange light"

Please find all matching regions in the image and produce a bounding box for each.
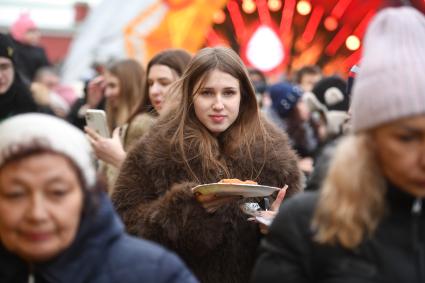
[242,0,256,14]
[268,0,282,11]
[324,16,338,31]
[213,10,226,24]
[345,35,360,51]
[296,0,311,16]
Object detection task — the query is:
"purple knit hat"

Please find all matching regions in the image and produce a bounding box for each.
[351,7,425,132]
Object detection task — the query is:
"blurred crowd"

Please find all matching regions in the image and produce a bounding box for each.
[0,6,424,283]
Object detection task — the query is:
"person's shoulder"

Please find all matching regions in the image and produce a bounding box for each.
[281,191,318,213]
[273,191,319,229]
[133,112,157,123]
[125,113,157,148]
[107,235,197,282]
[111,234,171,262]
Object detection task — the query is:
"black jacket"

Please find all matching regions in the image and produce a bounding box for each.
[0,72,37,122]
[12,38,50,83]
[251,185,425,283]
[0,192,198,283]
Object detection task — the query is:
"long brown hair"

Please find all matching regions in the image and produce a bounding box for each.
[157,47,271,182]
[128,49,191,123]
[105,59,144,130]
[312,133,387,249]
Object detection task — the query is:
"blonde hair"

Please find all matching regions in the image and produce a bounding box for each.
[312,133,387,249]
[105,59,144,130]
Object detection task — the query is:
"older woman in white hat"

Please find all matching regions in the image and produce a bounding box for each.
[0,113,197,283]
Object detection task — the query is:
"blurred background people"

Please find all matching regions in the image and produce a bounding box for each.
[303,75,352,191]
[0,113,198,283]
[247,67,270,109]
[311,76,349,112]
[30,67,79,118]
[34,67,78,106]
[0,33,37,122]
[252,7,425,282]
[67,75,106,130]
[265,82,321,174]
[86,49,191,192]
[292,65,322,93]
[102,59,145,132]
[9,13,50,84]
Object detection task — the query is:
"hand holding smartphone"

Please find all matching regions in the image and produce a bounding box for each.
[85,109,110,138]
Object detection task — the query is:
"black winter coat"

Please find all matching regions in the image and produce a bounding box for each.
[0,192,198,283]
[0,75,37,122]
[251,185,425,283]
[12,38,50,83]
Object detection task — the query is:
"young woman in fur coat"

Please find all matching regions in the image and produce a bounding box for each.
[112,47,302,283]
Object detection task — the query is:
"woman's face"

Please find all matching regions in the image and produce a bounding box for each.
[104,72,120,108]
[372,115,425,197]
[0,57,14,95]
[193,69,241,136]
[0,153,83,262]
[148,64,177,113]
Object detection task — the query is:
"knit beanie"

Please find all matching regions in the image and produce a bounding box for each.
[269,82,303,117]
[312,76,349,111]
[0,113,96,187]
[0,33,16,63]
[351,7,425,132]
[10,13,37,43]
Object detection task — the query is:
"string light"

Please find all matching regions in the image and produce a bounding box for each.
[242,0,256,14]
[268,0,282,12]
[346,35,361,51]
[213,10,226,24]
[324,16,338,31]
[296,0,311,16]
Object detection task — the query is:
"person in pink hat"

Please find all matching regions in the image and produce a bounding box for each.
[9,13,50,83]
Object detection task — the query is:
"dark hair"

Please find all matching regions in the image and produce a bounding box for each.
[247,67,267,83]
[0,142,102,215]
[156,47,271,181]
[293,65,321,84]
[128,49,192,123]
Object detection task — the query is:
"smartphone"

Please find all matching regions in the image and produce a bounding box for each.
[85,109,110,137]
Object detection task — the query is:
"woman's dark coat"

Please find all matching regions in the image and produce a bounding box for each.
[251,184,425,283]
[112,119,301,283]
[0,192,197,283]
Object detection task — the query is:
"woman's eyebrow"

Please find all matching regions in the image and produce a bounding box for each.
[398,125,425,134]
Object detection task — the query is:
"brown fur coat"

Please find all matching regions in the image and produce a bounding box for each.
[112,119,301,283]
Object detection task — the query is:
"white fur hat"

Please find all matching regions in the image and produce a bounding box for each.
[351,7,425,132]
[0,113,96,187]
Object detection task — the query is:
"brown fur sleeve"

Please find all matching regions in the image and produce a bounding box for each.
[112,140,230,254]
[139,182,230,257]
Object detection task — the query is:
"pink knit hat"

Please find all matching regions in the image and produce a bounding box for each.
[350,7,425,132]
[10,13,37,43]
